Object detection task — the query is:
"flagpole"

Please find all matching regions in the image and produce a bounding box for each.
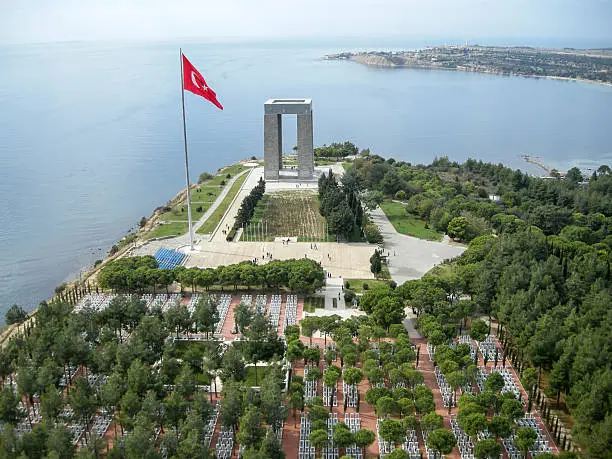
[180,48,194,251]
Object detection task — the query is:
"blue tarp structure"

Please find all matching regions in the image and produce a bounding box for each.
[154,248,185,270]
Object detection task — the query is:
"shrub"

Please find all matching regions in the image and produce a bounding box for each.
[395,190,407,201]
[344,280,350,289]
[220,180,226,186]
[344,290,356,304]
[363,283,369,291]
[94,259,103,267]
[389,280,397,290]
[198,172,213,184]
[139,216,147,228]
[226,173,231,178]
[364,224,383,244]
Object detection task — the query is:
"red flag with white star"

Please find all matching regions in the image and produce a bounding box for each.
[182,54,223,110]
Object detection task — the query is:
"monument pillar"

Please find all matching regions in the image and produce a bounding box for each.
[297,112,314,179]
[263,114,281,180]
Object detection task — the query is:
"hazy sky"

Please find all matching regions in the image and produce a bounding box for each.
[1,0,611,45]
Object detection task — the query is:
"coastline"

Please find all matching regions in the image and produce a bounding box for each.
[344,55,612,87]
[0,160,250,345]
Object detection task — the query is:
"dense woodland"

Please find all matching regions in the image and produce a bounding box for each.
[343,153,611,456]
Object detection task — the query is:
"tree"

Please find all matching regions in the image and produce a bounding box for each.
[333,422,354,456]
[500,398,524,422]
[0,389,19,424]
[254,433,285,459]
[421,412,444,432]
[515,426,538,457]
[488,416,512,439]
[426,428,457,458]
[354,429,375,458]
[378,419,405,445]
[473,438,502,459]
[221,344,245,382]
[236,405,265,450]
[376,396,399,418]
[309,429,329,457]
[5,305,27,325]
[447,216,469,241]
[234,302,252,334]
[469,319,489,342]
[484,372,505,394]
[371,296,405,331]
[40,386,64,422]
[46,425,76,458]
[370,250,382,275]
[385,449,410,459]
[565,167,583,184]
[69,377,97,435]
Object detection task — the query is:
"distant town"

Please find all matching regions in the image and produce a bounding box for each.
[326,45,612,84]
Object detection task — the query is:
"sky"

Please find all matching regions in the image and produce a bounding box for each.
[1,0,611,45]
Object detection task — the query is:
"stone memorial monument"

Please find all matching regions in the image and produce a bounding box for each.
[263,98,314,180]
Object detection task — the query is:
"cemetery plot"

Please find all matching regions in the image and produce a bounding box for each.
[242,191,332,241]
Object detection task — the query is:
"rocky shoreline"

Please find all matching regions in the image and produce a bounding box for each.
[327,45,612,86]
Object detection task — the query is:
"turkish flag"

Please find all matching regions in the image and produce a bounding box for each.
[182,54,223,110]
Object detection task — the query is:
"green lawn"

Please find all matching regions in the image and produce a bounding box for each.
[145,222,188,239]
[303,296,324,313]
[244,366,270,387]
[197,171,250,234]
[342,162,352,171]
[344,279,390,294]
[379,201,443,241]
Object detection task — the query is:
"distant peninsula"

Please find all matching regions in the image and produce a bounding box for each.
[325,45,612,85]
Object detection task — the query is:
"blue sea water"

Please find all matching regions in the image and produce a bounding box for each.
[0,37,611,316]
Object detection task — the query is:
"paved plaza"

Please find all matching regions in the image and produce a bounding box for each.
[133,162,464,283]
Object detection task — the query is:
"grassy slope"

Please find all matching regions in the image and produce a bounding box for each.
[196,171,250,234]
[379,200,443,241]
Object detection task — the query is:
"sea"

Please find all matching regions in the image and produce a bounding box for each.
[1,37,611,318]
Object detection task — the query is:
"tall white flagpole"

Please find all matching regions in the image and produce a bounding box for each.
[180,48,194,251]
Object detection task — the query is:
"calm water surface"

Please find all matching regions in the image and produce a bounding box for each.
[0,38,611,315]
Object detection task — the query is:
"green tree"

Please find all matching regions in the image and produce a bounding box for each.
[234,302,252,334]
[484,372,505,394]
[488,416,512,439]
[236,405,265,450]
[309,429,329,457]
[473,438,502,459]
[354,429,376,458]
[5,305,27,325]
[385,449,409,459]
[447,216,469,241]
[469,319,489,342]
[378,419,405,445]
[421,412,444,432]
[371,296,405,331]
[426,428,457,458]
[515,426,538,457]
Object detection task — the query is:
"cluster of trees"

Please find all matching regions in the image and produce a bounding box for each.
[358,283,406,331]
[0,292,291,458]
[314,141,358,158]
[98,257,325,294]
[235,177,266,229]
[344,154,612,244]
[397,231,610,454]
[318,171,364,239]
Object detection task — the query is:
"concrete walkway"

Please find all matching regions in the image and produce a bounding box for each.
[193,167,252,234]
[369,207,466,285]
[210,167,262,242]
